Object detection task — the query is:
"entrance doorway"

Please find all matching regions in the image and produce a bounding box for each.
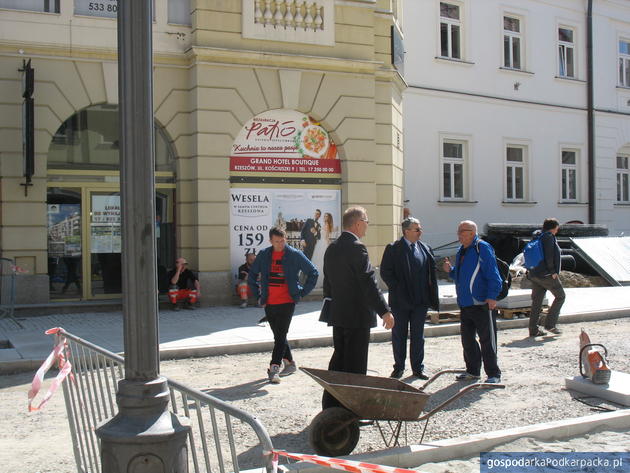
[46,104,177,301]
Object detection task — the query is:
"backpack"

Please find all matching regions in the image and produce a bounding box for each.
[474,242,512,301]
[523,235,544,270]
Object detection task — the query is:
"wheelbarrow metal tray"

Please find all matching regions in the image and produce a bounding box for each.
[301,367,429,421]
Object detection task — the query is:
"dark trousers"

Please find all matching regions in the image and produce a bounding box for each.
[528,274,565,333]
[460,304,500,378]
[265,302,295,366]
[322,326,371,409]
[391,305,428,372]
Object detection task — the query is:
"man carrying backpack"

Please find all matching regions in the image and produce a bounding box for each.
[442,220,503,384]
[526,218,565,337]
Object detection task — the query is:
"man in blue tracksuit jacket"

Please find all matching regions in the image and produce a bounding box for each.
[443,220,503,383]
[248,226,318,383]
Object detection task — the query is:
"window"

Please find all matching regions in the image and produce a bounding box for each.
[505,145,526,200]
[0,0,59,13]
[441,140,466,199]
[617,156,629,202]
[619,40,630,87]
[561,149,578,201]
[503,16,522,69]
[558,27,575,78]
[168,0,191,25]
[440,2,461,59]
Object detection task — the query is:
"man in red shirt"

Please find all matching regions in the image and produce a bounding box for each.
[248,227,318,383]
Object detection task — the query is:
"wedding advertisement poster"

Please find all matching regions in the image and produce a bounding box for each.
[229,187,340,287]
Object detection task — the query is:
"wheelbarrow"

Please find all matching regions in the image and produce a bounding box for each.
[301,367,504,457]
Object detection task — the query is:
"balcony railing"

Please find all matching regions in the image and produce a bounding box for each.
[243,0,335,46]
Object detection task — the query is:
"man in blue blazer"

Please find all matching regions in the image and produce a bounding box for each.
[380,217,439,380]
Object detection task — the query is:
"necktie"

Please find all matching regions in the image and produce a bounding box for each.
[410,243,417,256]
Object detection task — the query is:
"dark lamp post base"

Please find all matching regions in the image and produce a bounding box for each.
[96,377,191,473]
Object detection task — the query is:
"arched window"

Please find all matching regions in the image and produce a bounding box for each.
[47,104,175,172]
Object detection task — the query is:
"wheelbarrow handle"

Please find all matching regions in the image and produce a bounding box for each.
[418,369,470,391]
[417,382,505,422]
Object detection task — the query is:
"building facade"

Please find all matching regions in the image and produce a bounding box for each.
[0,0,405,304]
[403,0,630,248]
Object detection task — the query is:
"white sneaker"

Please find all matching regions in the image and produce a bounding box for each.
[279,360,297,377]
[239,301,247,308]
[267,364,281,384]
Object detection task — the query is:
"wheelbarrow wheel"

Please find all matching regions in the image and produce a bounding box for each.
[309,407,360,457]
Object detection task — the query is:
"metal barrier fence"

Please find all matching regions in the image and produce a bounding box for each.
[0,257,22,328]
[55,329,274,473]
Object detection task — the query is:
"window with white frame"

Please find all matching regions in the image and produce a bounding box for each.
[168,0,191,25]
[505,145,527,200]
[558,27,575,78]
[503,15,522,69]
[441,139,466,200]
[619,40,630,87]
[0,0,59,13]
[617,155,629,202]
[440,2,461,59]
[561,149,578,201]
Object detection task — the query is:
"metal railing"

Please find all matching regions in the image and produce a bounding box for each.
[55,328,274,473]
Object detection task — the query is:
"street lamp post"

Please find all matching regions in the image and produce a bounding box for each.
[95,1,190,471]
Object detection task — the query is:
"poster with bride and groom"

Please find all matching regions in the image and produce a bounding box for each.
[229,187,340,288]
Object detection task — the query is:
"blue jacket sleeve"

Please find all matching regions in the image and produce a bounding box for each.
[298,252,319,297]
[247,255,262,297]
[481,244,502,300]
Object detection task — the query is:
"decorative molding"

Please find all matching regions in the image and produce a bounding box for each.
[243,0,335,46]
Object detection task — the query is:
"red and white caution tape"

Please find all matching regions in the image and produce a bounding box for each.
[27,327,72,412]
[272,450,420,473]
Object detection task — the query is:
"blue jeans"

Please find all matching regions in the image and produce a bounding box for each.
[391,305,428,373]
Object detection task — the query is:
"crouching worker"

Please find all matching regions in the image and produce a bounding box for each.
[237,253,256,308]
[168,257,200,310]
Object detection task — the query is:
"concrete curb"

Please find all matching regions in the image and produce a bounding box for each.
[1,309,628,373]
[282,410,630,472]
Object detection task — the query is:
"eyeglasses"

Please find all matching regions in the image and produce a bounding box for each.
[360,218,369,224]
[406,227,422,232]
[457,229,474,234]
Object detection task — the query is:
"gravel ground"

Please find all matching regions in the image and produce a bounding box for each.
[1,318,628,473]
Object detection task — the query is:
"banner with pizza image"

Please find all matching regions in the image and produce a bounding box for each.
[230,109,341,175]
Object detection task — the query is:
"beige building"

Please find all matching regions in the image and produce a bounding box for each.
[0,0,405,305]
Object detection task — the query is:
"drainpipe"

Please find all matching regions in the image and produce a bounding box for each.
[587,0,595,223]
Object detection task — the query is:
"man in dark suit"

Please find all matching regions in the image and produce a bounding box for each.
[300,209,321,260]
[380,217,439,380]
[322,206,394,408]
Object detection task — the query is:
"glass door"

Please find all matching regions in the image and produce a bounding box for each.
[47,188,83,300]
[89,191,122,297]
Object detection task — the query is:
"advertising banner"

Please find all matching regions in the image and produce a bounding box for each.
[47,204,81,257]
[230,109,341,175]
[229,187,340,288]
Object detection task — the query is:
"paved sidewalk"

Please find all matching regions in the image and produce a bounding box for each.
[1,285,629,373]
